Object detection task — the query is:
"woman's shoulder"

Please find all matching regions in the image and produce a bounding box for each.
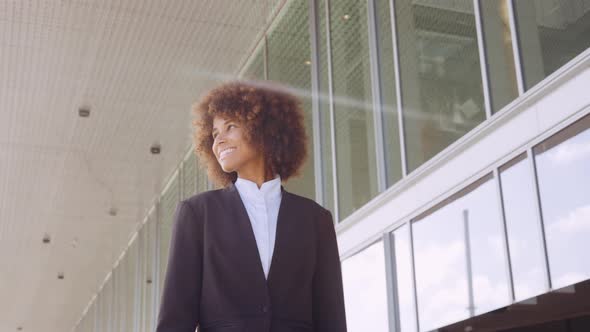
[181,188,227,210]
[284,190,328,216]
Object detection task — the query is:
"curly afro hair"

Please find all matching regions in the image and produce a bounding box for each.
[192,80,308,188]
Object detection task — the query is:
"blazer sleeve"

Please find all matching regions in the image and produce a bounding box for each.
[156,200,203,332]
[312,208,348,332]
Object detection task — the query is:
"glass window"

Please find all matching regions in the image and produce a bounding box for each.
[125,238,139,332]
[413,174,509,331]
[182,152,198,199]
[499,153,547,301]
[241,41,265,81]
[534,114,590,289]
[514,1,590,90]
[390,225,418,332]
[395,0,486,172]
[113,261,125,332]
[329,0,378,220]
[375,0,403,186]
[342,241,389,332]
[317,0,335,213]
[139,218,155,332]
[159,173,180,297]
[267,0,316,200]
[479,0,519,113]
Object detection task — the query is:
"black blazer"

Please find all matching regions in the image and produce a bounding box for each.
[156,181,347,332]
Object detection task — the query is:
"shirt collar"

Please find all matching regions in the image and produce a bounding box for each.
[234,175,282,202]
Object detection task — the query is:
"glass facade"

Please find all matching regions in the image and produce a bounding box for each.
[329,0,379,220]
[74,0,590,331]
[267,0,316,200]
[478,0,519,113]
[395,0,486,172]
[390,224,417,332]
[514,0,590,90]
[499,153,547,301]
[412,174,509,331]
[342,240,389,331]
[534,115,590,289]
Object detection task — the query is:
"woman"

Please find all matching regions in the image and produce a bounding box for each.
[156,81,347,332]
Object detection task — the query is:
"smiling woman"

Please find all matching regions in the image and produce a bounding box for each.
[155,80,348,332]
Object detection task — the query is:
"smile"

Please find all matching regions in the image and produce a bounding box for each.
[219,147,236,160]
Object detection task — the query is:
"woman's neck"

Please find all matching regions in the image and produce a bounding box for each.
[237,169,275,189]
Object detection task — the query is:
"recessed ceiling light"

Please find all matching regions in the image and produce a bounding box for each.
[150,143,161,154]
[78,107,90,117]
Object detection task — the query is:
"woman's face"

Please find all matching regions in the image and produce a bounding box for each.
[211,115,263,175]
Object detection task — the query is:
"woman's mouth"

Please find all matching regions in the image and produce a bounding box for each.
[219,147,236,160]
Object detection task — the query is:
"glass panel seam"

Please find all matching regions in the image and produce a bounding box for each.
[383,232,400,332]
[324,0,339,223]
[493,168,516,303]
[506,0,525,95]
[528,148,553,291]
[388,0,408,177]
[473,0,493,119]
[309,0,325,206]
[367,0,388,193]
[408,221,420,331]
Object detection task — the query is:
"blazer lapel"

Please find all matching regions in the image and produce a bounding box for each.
[224,181,290,287]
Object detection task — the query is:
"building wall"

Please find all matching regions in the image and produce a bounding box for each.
[74,0,590,331]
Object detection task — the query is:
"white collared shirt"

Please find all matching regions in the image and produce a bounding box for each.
[234,175,282,280]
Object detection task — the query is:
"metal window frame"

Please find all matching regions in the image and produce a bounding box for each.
[383,231,399,332]
[263,35,269,80]
[493,168,516,302]
[473,0,493,119]
[367,0,388,194]
[388,0,408,178]
[507,0,526,95]
[528,147,553,291]
[309,0,325,206]
[408,221,421,332]
[152,198,162,329]
[324,0,340,224]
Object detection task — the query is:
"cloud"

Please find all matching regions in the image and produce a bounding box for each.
[546,137,590,165]
[548,205,590,234]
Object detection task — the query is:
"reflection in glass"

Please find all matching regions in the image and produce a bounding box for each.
[534,115,590,289]
[317,0,334,214]
[182,152,198,199]
[413,174,509,331]
[139,217,156,332]
[125,239,139,332]
[395,0,486,172]
[499,153,547,301]
[159,174,179,298]
[329,0,378,220]
[479,0,519,113]
[391,225,417,332]
[375,0,403,186]
[514,1,590,90]
[267,0,315,200]
[241,41,265,81]
[342,241,389,332]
